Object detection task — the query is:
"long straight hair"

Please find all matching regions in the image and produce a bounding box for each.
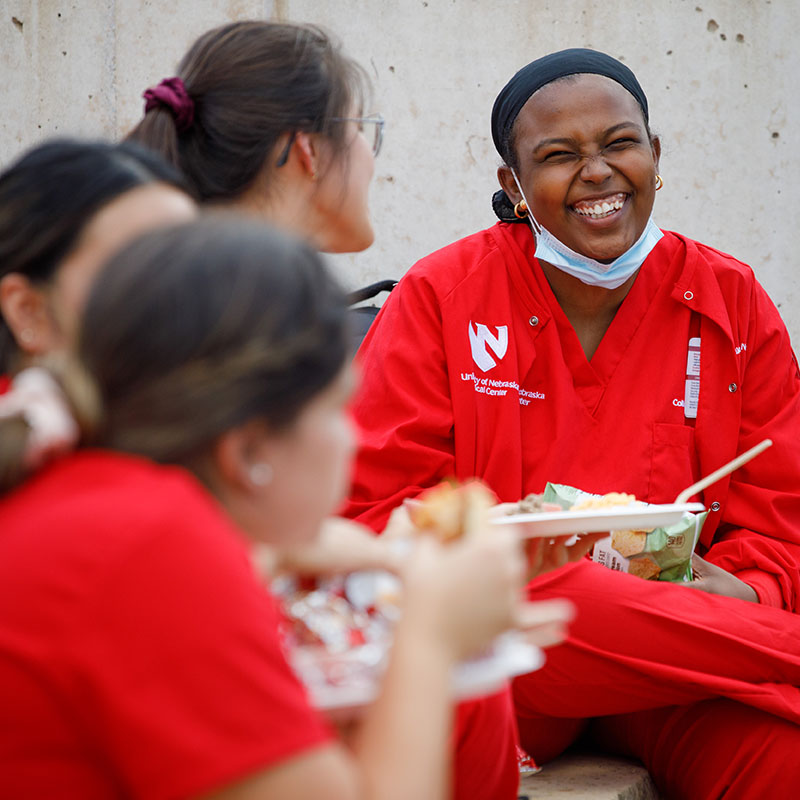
[81,217,350,465]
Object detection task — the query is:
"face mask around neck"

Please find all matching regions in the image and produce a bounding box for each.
[511,171,662,291]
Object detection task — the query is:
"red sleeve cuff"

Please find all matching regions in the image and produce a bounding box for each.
[735,568,785,608]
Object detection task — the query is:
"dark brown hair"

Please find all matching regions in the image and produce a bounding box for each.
[127,21,370,202]
[80,216,350,466]
[0,217,350,493]
[0,138,188,372]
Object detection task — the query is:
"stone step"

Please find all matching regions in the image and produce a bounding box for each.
[519,753,660,800]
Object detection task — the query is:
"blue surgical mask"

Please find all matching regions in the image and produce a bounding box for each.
[512,171,662,291]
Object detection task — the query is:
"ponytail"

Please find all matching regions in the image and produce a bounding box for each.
[0,357,101,494]
[134,77,195,172]
[0,414,30,493]
[131,107,183,172]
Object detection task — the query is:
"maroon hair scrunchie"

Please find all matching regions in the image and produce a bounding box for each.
[142,77,195,134]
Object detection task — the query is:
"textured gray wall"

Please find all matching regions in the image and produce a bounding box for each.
[2,1,798,344]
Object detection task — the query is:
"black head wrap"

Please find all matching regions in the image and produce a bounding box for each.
[490,48,649,223]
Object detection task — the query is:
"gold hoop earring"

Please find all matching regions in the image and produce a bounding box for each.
[513,199,528,219]
[655,174,664,191]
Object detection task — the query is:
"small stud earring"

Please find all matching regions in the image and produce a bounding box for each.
[248,463,273,487]
[19,329,35,345]
[513,199,528,219]
[655,174,664,191]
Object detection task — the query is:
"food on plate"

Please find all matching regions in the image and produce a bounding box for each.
[571,492,639,511]
[408,480,496,541]
[278,480,498,706]
[610,528,648,558]
[273,573,398,706]
[506,490,639,517]
[543,483,708,583]
[627,555,662,580]
[507,492,564,515]
[277,577,379,652]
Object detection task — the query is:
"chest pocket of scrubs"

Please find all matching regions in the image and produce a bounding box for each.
[648,423,700,504]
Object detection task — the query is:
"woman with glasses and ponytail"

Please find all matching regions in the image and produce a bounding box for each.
[128,21,382,256]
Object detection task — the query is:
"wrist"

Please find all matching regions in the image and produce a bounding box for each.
[735,568,784,606]
[737,580,759,603]
[393,606,462,665]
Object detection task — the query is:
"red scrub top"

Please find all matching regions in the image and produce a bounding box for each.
[0,451,330,799]
[344,223,800,610]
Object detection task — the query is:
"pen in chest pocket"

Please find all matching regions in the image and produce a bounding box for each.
[684,337,700,420]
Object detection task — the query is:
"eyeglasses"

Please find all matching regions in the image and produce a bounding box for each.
[275,113,385,168]
[330,114,385,157]
[275,131,297,168]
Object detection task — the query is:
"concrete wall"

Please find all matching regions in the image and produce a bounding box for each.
[2,0,798,344]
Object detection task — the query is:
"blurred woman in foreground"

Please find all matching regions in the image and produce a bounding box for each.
[0,217,572,798]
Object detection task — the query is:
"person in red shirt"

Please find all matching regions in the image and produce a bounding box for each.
[0,138,196,378]
[0,217,574,799]
[343,48,800,798]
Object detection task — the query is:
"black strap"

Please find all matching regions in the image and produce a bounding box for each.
[346,280,398,306]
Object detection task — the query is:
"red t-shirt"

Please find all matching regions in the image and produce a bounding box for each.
[0,450,331,799]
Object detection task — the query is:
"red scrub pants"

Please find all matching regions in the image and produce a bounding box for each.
[514,559,800,799]
[453,688,519,800]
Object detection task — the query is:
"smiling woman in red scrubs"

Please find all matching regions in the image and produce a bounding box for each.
[344,49,800,799]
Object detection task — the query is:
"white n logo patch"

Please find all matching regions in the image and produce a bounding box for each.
[469,322,508,372]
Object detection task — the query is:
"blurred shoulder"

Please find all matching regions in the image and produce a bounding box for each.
[1,449,232,546]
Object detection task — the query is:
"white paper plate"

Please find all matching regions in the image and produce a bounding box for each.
[491,503,705,538]
[301,632,543,712]
[452,632,544,699]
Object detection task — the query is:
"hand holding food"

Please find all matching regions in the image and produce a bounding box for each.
[401,532,575,659]
[254,516,402,581]
[403,480,574,658]
[406,480,496,541]
[398,533,522,660]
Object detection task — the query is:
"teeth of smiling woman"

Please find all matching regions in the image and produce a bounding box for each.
[574,195,626,219]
